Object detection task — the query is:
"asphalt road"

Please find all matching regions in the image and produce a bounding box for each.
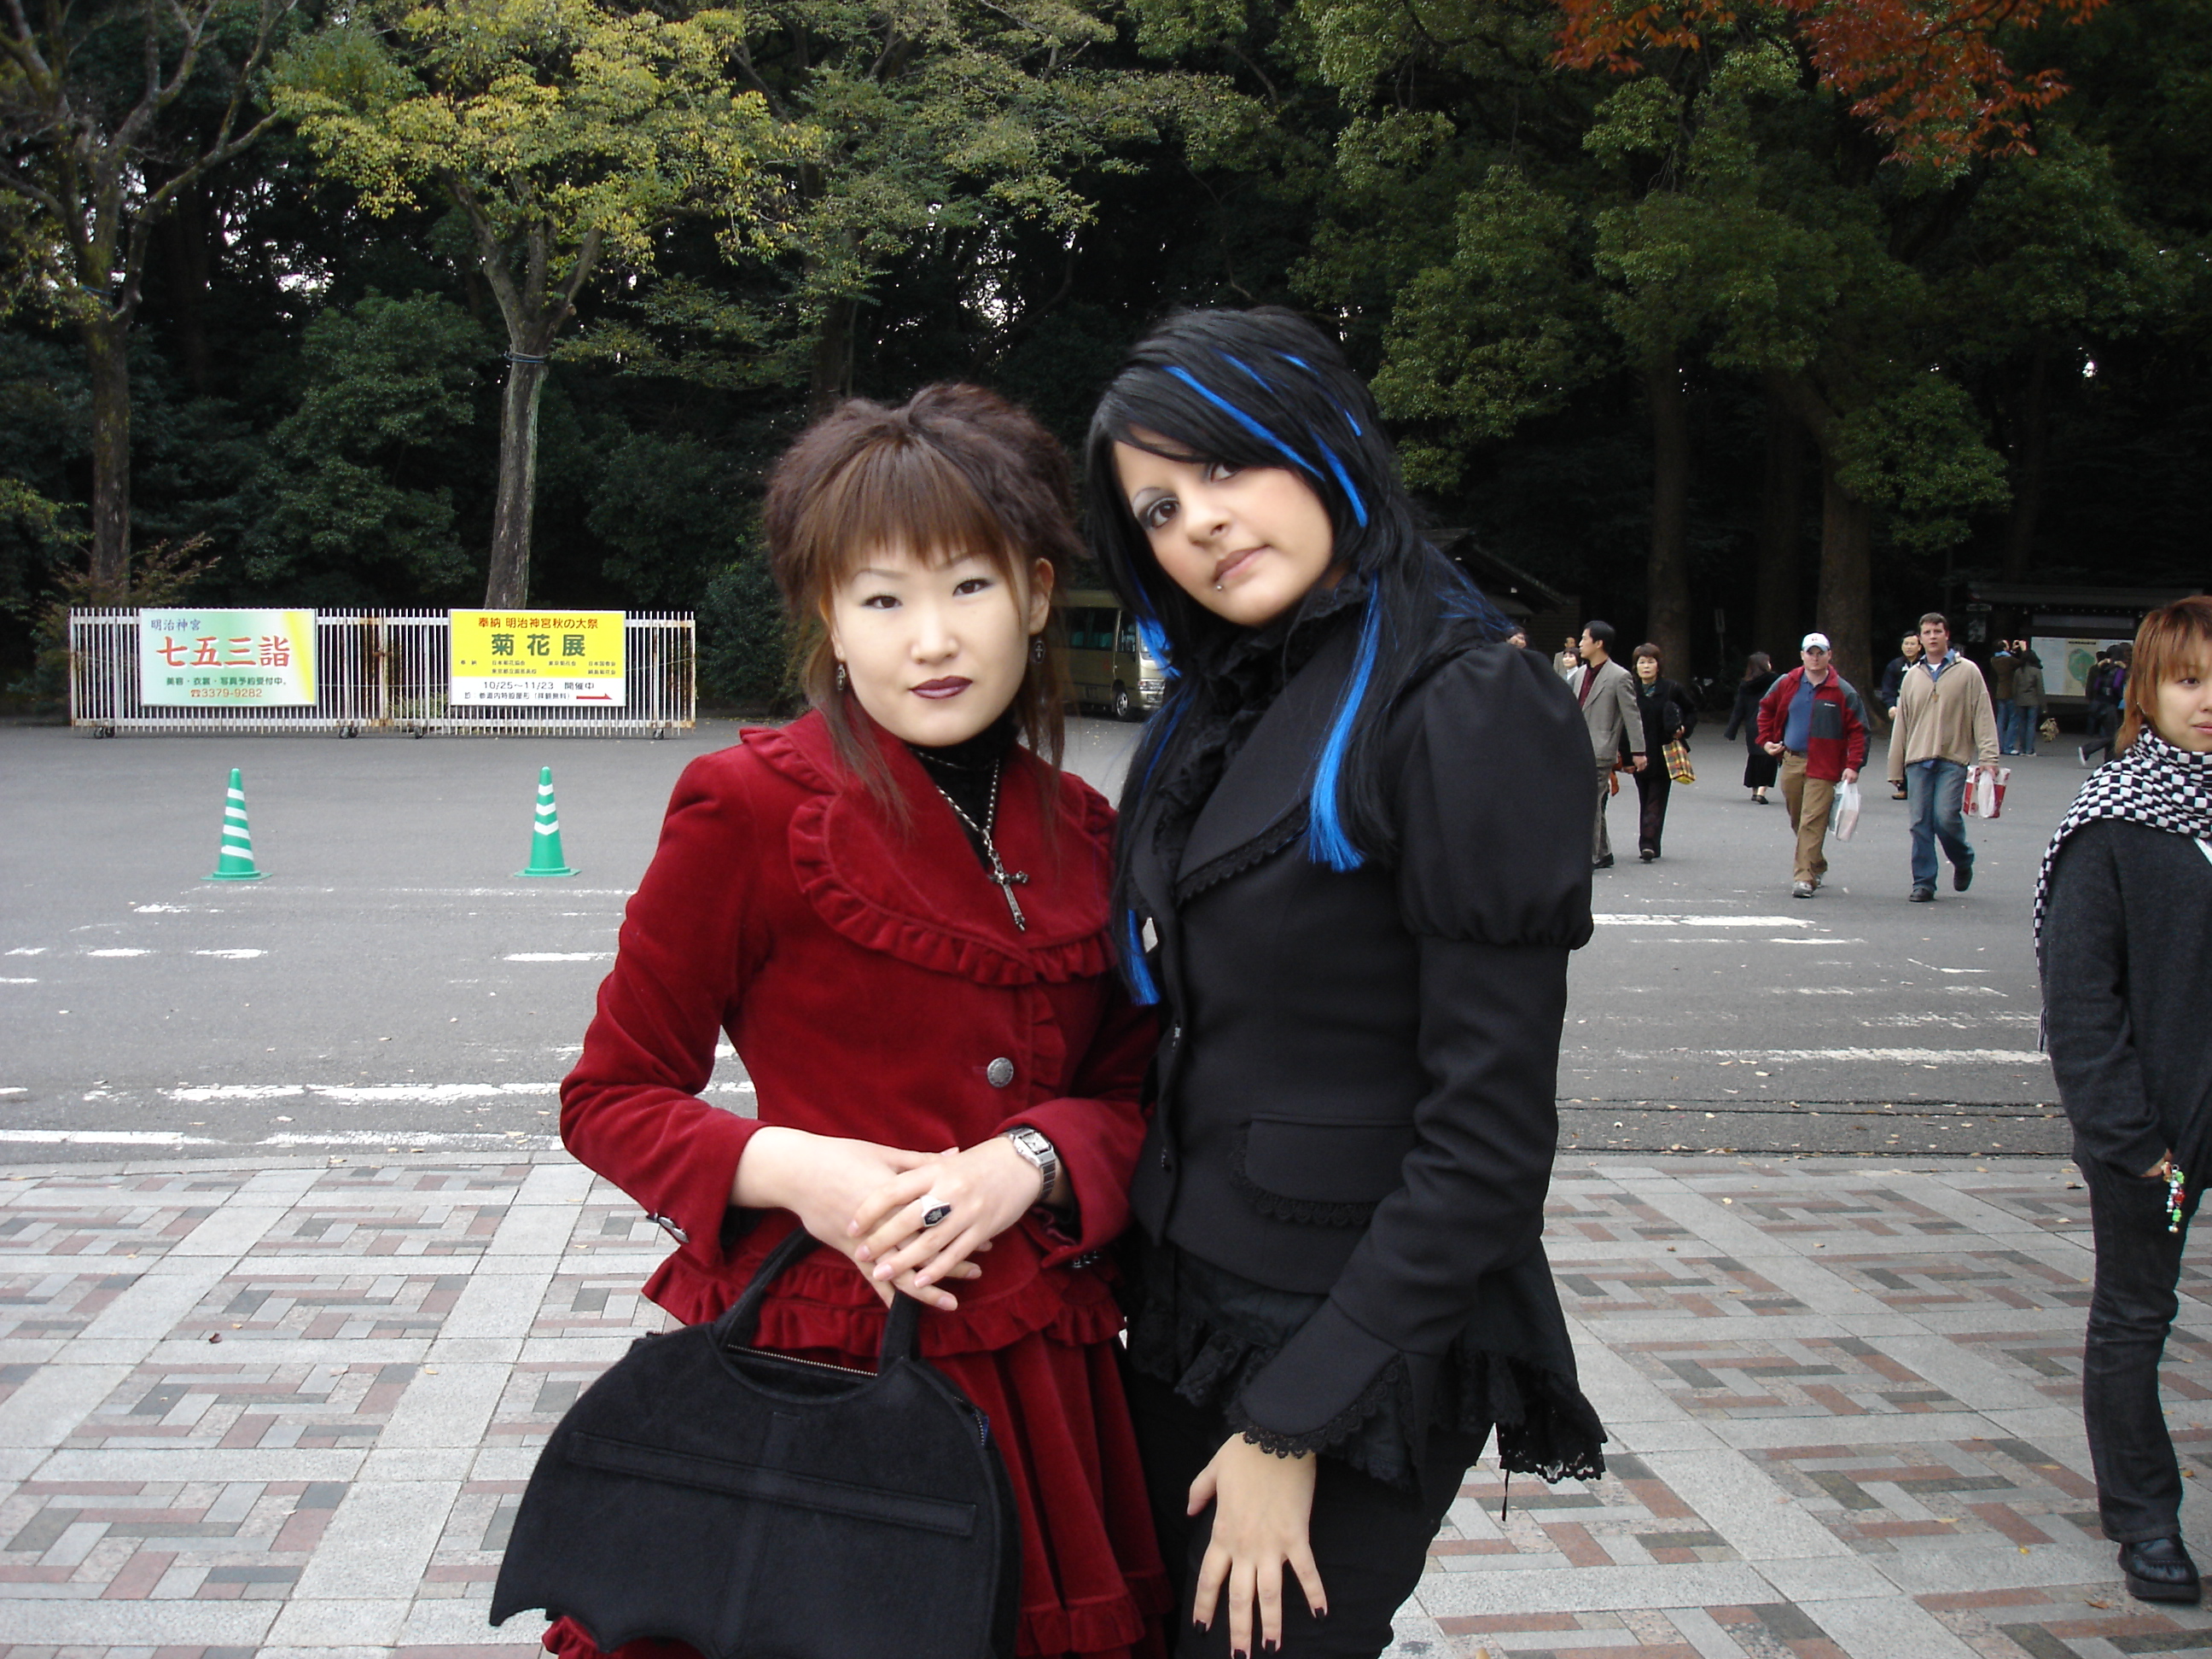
[1,713,2075,1163]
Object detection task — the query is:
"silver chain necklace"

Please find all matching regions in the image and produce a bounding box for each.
[930,763,1028,932]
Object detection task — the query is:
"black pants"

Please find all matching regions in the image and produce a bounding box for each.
[2082,1156,2202,1541]
[1125,1369,1486,1659]
[1633,765,1671,856]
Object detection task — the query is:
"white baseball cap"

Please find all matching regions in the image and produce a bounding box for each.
[1801,632,1831,652]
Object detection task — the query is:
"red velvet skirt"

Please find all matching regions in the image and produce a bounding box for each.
[540,1324,1169,1659]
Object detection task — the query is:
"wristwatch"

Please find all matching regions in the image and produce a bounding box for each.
[1001,1126,1061,1205]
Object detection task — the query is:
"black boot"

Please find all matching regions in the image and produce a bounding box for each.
[2121,1536,2202,1604]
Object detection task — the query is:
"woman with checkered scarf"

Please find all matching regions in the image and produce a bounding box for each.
[2036,594,2212,1608]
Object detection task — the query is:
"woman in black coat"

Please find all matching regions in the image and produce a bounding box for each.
[1722,651,1780,804]
[1630,643,1697,859]
[2038,596,2212,1607]
[1086,308,1605,1659]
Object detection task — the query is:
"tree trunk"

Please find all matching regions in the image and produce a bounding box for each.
[484,354,548,608]
[1754,374,1805,667]
[1814,445,1874,703]
[1643,357,1692,677]
[160,182,216,395]
[85,317,133,594]
[809,294,857,417]
[2000,341,2051,580]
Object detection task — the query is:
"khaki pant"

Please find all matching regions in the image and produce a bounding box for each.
[1780,751,1835,885]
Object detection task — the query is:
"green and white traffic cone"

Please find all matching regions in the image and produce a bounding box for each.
[515,765,578,878]
[205,768,267,882]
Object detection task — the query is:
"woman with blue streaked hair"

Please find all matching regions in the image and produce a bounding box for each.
[1086,307,1607,1659]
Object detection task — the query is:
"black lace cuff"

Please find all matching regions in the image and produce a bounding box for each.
[1228,1356,1409,1459]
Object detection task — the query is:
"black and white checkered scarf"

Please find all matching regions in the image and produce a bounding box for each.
[2033,727,2212,959]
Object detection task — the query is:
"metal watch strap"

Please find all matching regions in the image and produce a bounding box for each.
[1002,1126,1059,1203]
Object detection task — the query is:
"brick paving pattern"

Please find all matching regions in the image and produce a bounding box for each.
[0,1154,2207,1656]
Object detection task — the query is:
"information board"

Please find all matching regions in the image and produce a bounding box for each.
[139,610,317,706]
[449,610,626,705]
[2032,635,2134,700]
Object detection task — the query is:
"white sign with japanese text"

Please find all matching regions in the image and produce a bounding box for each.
[138,610,317,706]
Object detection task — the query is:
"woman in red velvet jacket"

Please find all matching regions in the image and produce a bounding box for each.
[551,385,1167,1659]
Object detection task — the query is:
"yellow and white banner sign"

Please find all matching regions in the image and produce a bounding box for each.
[139,610,317,706]
[450,610,626,706]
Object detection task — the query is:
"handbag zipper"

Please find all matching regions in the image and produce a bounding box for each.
[725,1343,881,1379]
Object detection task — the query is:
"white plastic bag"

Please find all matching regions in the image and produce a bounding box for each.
[1966,765,2012,819]
[1831,778,1861,841]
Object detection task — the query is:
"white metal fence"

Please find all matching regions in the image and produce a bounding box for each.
[69,609,696,736]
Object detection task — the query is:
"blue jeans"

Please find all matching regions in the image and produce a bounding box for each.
[1906,759,1971,892]
[2014,706,2039,755]
[1996,702,2023,754]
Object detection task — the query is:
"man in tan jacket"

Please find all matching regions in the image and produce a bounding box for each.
[1887,612,2000,902]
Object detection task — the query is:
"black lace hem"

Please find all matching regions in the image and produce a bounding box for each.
[1226,1356,1410,1460]
[1124,1247,1608,1490]
[1225,1127,1378,1227]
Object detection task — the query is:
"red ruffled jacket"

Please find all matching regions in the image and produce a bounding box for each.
[555,710,1167,1659]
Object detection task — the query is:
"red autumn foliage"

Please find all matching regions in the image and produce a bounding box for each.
[1552,0,2111,163]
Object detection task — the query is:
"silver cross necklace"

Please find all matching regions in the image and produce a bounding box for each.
[931,765,1028,932]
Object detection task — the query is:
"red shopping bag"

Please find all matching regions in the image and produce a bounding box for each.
[1965,765,2011,819]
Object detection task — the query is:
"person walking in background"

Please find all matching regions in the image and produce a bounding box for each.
[1569,621,1646,869]
[1556,635,1581,678]
[1879,632,1924,719]
[2084,643,2133,766]
[1631,643,1697,860]
[2037,594,2212,1608]
[1724,651,1782,805]
[1888,611,2001,903]
[1880,632,1924,797]
[2012,645,2046,756]
[1991,639,2022,754]
[1755,632,1866,899]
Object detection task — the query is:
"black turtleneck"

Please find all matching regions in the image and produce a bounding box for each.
[907,714,1016,870]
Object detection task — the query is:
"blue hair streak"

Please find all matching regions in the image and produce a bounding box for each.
[1161,367,1318,482]
[1311,433,1368,527]
[1220,352,1275,393]
[1122,910,1161,1004]
[1307,583,1384,871]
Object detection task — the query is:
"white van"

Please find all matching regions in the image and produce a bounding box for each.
[1061,589,1167,721]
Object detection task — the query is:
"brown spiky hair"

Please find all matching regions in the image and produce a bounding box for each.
[761,384,1078,822]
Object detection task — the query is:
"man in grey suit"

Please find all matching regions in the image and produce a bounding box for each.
[1568,620,1647,869]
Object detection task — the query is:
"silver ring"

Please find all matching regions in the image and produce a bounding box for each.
[919,1196,953,1228]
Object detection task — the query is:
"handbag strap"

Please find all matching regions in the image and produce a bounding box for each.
[710,1226,923,1369]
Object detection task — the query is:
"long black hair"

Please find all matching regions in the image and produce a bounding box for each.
[1085,307,1510,995]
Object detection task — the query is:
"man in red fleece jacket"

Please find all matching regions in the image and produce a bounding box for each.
[1757,632,1870,898]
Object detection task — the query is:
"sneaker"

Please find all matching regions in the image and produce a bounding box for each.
[2121,1536,2202,1604]
[1792,882,1815,899]
[1909,886,1935,902]
[1953,861,1973,893]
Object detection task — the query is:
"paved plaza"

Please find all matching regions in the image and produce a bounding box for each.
[0,1147,2206,1659]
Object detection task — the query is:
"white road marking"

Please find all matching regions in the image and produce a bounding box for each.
[0,978,36,985]
[192,949,266,959]
[0,1130,222,1145]
[1615,1046,2048,1066]
[503,952,613,963]
[5,948,46,955]
[161,1080,754,1104]
[1594,915,1813,928]
[260,1131,563,1149]
[84,948,150,958]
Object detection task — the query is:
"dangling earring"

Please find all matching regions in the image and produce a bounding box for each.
[1030,636,1045,664]
[834,661,847,693]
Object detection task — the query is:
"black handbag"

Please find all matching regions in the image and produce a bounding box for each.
[491,1227,1021,1659]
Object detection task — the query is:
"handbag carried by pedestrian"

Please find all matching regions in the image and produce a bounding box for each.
[1967,765,2013,820]
[490,1227,1021,1659]
[1664,739,1696,784]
